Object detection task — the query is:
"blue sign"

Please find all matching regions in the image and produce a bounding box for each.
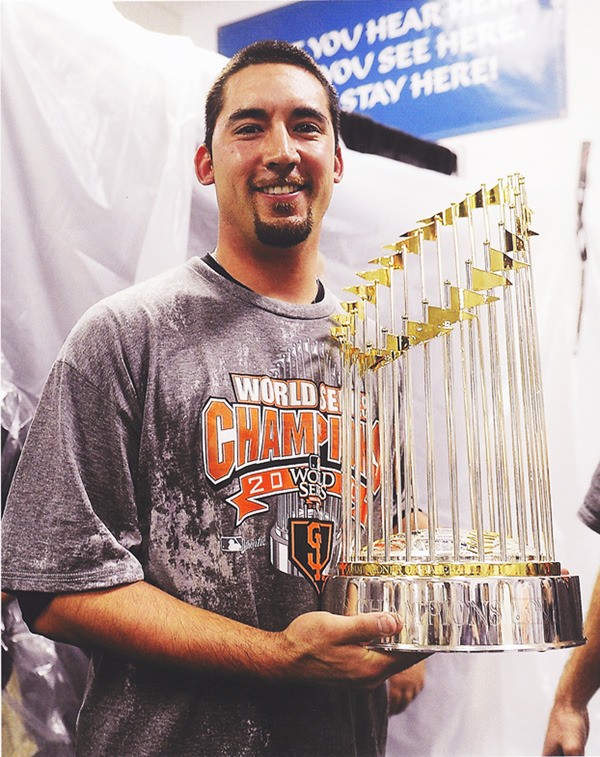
[218,0,566,141]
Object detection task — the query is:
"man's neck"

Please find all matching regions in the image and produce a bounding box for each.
[213,241,322,305]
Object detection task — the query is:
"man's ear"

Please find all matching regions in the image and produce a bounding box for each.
[194,144,214,185]
[333,145,344,184]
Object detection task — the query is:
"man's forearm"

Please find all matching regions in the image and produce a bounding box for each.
[33,580,426,687]
[34,581,287,680]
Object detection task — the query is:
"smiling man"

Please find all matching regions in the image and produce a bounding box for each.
[2,41,425,757]
[195,50,344,304]
[201,73,339,247]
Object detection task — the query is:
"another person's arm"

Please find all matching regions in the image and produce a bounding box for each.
[32,580,428,688]
[387,659,427,715]
[543,570,600,756]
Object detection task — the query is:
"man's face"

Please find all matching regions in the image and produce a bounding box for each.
[197,63,343,250]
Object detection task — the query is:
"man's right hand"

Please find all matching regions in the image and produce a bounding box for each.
[275,610,428,687]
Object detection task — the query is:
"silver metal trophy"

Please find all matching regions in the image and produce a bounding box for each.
[322,174,585,651]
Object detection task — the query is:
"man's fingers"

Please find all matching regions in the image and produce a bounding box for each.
[332,611,403,645]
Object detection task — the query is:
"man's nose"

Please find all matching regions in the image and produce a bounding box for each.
[264,125,299,168]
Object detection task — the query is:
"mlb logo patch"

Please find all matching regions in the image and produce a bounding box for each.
[221,536,244,553]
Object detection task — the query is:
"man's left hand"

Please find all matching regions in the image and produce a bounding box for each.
[387,659,427,715]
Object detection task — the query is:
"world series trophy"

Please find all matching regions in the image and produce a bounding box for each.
[322,174,585,651]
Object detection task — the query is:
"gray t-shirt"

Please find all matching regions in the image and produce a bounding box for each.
[579,461,600,534]
[2,257,388,757]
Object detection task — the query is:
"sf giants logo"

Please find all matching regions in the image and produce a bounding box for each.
[289,519,334,594]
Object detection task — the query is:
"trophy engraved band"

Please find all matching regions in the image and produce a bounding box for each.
[322,174,585,652]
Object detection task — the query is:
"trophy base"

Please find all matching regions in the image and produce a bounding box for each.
[322,569,585,652]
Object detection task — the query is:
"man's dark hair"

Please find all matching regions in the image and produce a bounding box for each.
[204,40,341,155]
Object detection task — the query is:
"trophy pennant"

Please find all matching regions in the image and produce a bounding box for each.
[471,187,485,208]
[361,348,393,373]
[504,228,527,253]
[449,286,499,310]
[356,268,392,287]
[341,299,365,320]
[332,312,356,336]
[489,248,529,272]
[405,319,451,345]
[385,231,422,255]
[427,304,475,325]
[418,205,454,226]
[344,283,377,304]
[418,220,437,241]
[372,251,404,270]
[471,267,512,291]
[487,183,506,205]
[386,332,409,354]
[331,313,353,326]
[456,197,472,217]
[330,326,348,342]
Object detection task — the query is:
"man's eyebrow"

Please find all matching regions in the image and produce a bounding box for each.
[227,108,268,125]
[226,106,329,125]
[292,107,329,124]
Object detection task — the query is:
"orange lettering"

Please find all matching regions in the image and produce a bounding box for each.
[236,405,260,467]
[328,415,341,463]
[316,412,328,446]
[280,410,316,456]
[261,407,281,461]
[203,400,234,482]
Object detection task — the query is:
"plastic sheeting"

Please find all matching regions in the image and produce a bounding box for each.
[1,2,464,402]
[1,354,90,755]
[2,599,89,756]
[1,0,225,401]
[1,356,34,509]
[1,2,599,756]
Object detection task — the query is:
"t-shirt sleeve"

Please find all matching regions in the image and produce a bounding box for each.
[578,461,600,535]
[2,318,145,592]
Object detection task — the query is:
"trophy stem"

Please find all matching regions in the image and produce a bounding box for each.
[353,359,363,559]
[434,220,461,561]
[512,213,544,560]
[401,317,416,560]
[341,345,353,562]
[466,316,486,560]
[400,251,416,559]
[418,229,438,559]
[378,357,393,561]
[482,238,511,541]
[365,366,375,561]
[422,305,438,560]
[513,178,555,560]
[444,331,461,562]
[498,214,532,557]
[389,278,405,561]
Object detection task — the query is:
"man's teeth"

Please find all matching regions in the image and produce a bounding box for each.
[261,185,298,195]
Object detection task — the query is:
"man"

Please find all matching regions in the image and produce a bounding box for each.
[543,462,600,756]
[2,41,425,756]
